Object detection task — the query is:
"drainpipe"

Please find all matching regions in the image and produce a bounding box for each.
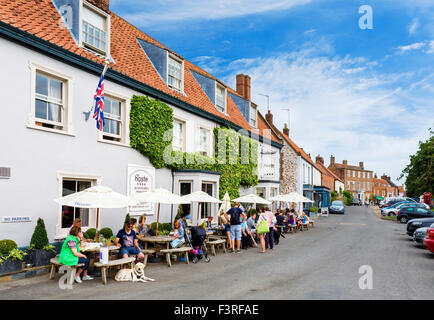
[171,169,174,227]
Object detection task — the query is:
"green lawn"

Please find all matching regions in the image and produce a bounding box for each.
[381,215,397,222]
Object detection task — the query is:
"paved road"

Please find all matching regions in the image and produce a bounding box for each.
[1,206,433,300]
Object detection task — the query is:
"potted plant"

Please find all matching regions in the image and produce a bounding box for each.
[309,206,319,217]
[0,240,26,274]
[26,218,56,267]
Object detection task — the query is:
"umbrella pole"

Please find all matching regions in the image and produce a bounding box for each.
[156,203,161,237]
[96,208,100,242]
[197,203,201,226]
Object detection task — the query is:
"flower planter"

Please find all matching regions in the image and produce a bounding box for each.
[0,257,23,275]
[25,249,56,267]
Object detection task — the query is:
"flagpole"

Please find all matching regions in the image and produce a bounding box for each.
[84,61,109,121]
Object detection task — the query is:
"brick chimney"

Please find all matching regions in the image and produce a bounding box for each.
[236,74,251,101]
[283,123,289,137]
[330,155,335,165]
[343,160,348,165]
[316,155,324,165]
[265,110,273,125]
[359,161,364,169]
[87,0,110,12]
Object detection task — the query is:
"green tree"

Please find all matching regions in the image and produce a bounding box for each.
[399,128,434,197]
[30,218,49,249]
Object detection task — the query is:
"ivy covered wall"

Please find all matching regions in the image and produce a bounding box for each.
[129,95,259,200]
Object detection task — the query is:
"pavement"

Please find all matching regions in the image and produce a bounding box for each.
[0,205,433,300]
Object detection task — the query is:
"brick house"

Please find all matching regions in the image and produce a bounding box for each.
[328,157,373,202]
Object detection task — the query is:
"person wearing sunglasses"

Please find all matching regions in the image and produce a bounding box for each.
[114,219,145,261]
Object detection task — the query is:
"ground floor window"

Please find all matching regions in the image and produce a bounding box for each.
[179,181,192,219]
[61,179,92,229]
[201,183,214,219]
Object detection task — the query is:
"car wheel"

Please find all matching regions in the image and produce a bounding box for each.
[399,216,408,224]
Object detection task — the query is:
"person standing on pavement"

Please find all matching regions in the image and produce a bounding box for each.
[264,206,277,250]
[224,202,243,253]
[256,208,267,253]
[219,209,231,249]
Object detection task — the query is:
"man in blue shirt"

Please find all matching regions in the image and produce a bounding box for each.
[224,202,243,253]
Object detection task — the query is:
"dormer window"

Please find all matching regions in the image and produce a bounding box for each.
[249,104,257,128]
[168,55,183,92]
[82,2,110,55]
[215,84,226,113]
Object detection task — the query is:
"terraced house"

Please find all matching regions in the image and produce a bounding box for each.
[0,0,282,247]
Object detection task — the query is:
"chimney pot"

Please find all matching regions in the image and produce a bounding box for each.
[330,155,335,165]
[359,161,364,169]
[265,110,273,125]
[343,160,348,165]
[236,74,251,101]
[88,0,110,12]
[316,155,324,165]
[283,123,289,137]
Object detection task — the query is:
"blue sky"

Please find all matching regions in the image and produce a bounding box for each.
[110,0,433,185]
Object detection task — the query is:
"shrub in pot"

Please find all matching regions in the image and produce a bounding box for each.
[83,228,97,241]
[0,240,26,274]
[98,227,113,239]
[26,218,56,267]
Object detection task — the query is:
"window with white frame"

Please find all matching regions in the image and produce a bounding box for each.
[35,72,64,129]
[172,119,185,151]
[82,4,109,54]
[347,170,350,177]
[353,171,355,177]
[215,84,226,113]
[249,104,257,128]
[61,179,92,229]
[102,96,123,142]
[347,181,351,189]
[168,55,183,92]
[198,127,210,156]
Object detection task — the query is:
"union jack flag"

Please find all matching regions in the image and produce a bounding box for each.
[92,73,105,131]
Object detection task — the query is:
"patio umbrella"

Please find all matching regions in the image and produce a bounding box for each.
[270,192,313,216]
[54,185,137,241]
[232,194,271,215]
[181,191,222,226]
[131,188,190,237]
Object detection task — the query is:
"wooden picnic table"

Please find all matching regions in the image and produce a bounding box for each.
[139,235,175,250]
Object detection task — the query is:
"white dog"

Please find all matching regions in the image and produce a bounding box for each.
[114,263,155,283]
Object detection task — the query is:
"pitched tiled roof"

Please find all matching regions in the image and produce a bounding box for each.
[333,163,372,172]
[0,0,281,145]
[316,161,343,183]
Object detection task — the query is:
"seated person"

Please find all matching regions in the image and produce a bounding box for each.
[68,218,92,243]
[59,226,93,283]
[130,217,138,234]
[114,220,145,261]
[170,220,185,248]
[241,213,255,249]
[136,214,151,248]
[288,215,296,226]
[205,216,216,233]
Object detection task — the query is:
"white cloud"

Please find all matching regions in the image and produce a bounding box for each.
[197,49,433,183]
[397,42,425,52]
[408,18,420,35]
[117,0,313,27]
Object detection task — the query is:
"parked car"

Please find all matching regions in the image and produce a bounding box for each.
[329,200,345,214]
[423,227,434,253]
[413,223,434,246]
[407,218,434,236]
[352,198,362,206]
[397,207,434,224]
[382,202,429,216]
[380,197,416,208]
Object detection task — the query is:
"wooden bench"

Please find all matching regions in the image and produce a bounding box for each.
[94,257,136,285]
[159,247,190,267]
[309,220,315,228]
[301,222,309,231]
[206,239,227,256]
[139,249,156,267]
[286,225,297,233]
[49,256,84,287]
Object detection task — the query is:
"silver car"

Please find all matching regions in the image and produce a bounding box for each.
[413,223,434,246]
